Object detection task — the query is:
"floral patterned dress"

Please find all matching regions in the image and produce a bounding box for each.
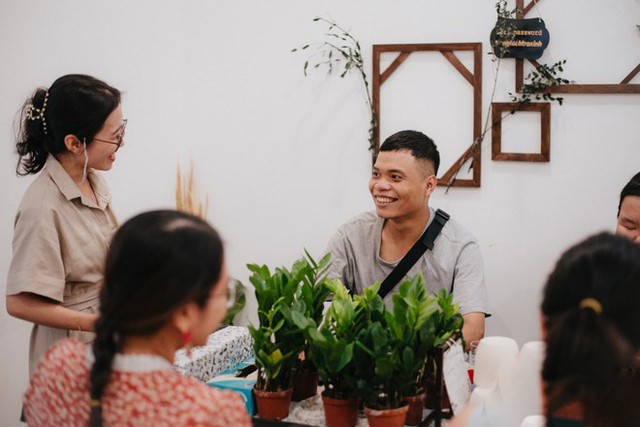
[24,339,252,426]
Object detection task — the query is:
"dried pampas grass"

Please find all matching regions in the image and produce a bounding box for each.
[176,159,209,220]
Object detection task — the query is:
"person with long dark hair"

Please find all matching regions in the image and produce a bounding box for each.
[6,74,124,376]
[23,210,251,426]
[450,233,640,427]
[541,232,640,426]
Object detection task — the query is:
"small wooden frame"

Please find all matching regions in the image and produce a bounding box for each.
[491,102,550,162]
[515,0,640,94]
[373,43,483,188]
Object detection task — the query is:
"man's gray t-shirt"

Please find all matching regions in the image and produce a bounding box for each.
[326,208,490,316]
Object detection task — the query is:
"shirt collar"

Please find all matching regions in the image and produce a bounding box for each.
[86,347,174,373]
[44,154,112,209]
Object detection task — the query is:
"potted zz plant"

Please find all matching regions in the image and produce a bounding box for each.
[350,281,407,427]
[424,288,464,411]
[248,251,333,418]
[247,261,303,420]
[292,278,384,427]
[280,250,332,401]
[385,274,440,425]
[353,275,446,427]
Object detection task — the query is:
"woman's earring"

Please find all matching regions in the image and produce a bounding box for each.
[182,331,192,357]
[79,139,88,185]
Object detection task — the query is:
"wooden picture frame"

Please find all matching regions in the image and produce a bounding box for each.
[372,43,483,188]
[515,0,640,94]
[491,102,550,162]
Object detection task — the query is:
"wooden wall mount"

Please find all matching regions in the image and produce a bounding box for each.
[491,102,550,162]
[515,0,640,94]
[372,43,483,188]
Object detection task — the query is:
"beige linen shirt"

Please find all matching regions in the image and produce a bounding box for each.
[6,155,117,375]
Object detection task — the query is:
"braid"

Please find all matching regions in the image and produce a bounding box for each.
[88,315,119,427]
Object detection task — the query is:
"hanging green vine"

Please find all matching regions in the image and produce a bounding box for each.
[292,17,376,161]
[293,5,574,186]
[510,59,570,106]
[490,0,519,60]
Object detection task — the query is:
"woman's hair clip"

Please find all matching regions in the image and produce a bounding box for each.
[25,90,49,135]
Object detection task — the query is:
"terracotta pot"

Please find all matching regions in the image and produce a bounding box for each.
[291,369,319,402]
[364,405,409,427]
[321,395,359,427]
[253,387,293,420]
[404,393,426,425]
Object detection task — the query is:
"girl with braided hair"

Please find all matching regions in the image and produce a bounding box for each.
[6,74,124,378]
[23,210,251,426]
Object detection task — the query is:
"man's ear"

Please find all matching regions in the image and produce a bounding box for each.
[425,174,438,196]
[64,134,85,154]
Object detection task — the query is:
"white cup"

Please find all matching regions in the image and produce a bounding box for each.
[519,415,546,427]
[473,336,519,390]
[500,341,545,423]
[468,385,498,406]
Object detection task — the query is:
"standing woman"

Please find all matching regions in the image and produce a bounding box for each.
[5,74,124,376]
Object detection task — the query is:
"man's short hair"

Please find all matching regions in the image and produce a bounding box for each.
[379,130,440,175]
[618,171,640,216]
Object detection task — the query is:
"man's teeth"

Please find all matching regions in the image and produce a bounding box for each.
[376,196,395,203]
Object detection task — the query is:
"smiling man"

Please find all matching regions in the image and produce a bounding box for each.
[327,130,490,345]
[616,171,640,243]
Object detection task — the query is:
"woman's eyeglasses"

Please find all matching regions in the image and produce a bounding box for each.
[93,119,128,151]
[210,278,241,310]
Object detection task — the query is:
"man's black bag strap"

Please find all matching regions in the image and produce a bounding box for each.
[378,209,450,299]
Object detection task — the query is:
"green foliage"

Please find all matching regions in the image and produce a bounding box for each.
[387,275,440,396]
[221,279,246,325]
[247,251,332,391]
[510,60,570,107]
[265,268,463,405]
[420,288,466,386]
[248,301,297,392]
[298,250,333,329]
[489,0,570,108]
[352,275,442,409]
[291,17,364,79]
[353,321,400,408]
[489,0,518,60]
[292,280,385,399]
[432,288,464,348]
[281,251,332,371]
[292,16,376,159]
[419,1,571,191]
[292,309,356,399]
[349,281,386,333]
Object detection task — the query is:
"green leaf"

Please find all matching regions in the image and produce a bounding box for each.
[335,343,354,372]
[290,310,313,330]
[375,357,394,379]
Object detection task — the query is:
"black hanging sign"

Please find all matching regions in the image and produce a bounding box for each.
[490,18,550,60]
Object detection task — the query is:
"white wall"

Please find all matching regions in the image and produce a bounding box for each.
[1,1,638,424]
